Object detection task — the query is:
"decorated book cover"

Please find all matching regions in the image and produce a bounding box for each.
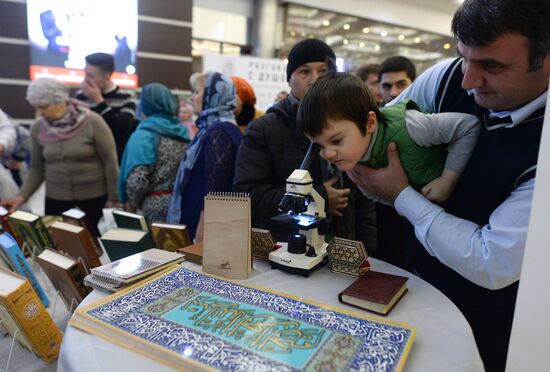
[70,266,415,371]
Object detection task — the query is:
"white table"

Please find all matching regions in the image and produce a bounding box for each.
[58,258,484,372]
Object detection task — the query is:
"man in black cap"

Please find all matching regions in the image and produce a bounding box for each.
[234,39,377,252]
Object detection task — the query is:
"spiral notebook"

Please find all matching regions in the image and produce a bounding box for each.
[203,192,251,279]
[90,248,185,285]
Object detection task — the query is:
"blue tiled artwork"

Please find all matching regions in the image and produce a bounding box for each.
[82,268,414,371]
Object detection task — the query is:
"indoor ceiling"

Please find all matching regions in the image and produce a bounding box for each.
[280,3,460,73]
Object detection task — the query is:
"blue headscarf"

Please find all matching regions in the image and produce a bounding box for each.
[118,83,190,202]
[167,72,236,223]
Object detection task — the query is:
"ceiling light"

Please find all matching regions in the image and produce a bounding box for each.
[343,39,349,45]
[362,27,370,34]
[283,59,288,64]
[359,42,365,48]
[397,34,405,41]
[380,31,388,37]
[343,24,351,30]
[374,44,380,51]
[414,37,421,43]
[301,31,306,37]
[290,31,296,37]
[322,20,330,26]
[443,43,451,49]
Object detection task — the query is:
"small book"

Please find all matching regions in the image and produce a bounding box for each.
[8,210,57,255]
[203,192,251,279]
[100,228,155,261]
[178,241,203,265]
[62,208,103,257]
[49,221,101,270]
[112,209,149,231]
[90,248,185,286]
[0,267,62,362]
[150,222,191,252]
[0,206,25,249]
[0,232,50,307]
[36,248,90,312]
[338,270,409,315]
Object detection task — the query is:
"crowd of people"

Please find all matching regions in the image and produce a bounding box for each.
[0,0,548,370]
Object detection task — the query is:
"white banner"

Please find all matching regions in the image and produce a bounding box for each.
[203,54,289,112]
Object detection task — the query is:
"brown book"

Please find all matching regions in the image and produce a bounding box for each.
[178,242,203,265]
[150,222,191,252]
[0,206,25,251]
[62,208,103,257]
[36,248,90,312]
[338,271,409,315]
[49,221,101,270]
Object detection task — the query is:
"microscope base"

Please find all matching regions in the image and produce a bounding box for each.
[268,242,328,277]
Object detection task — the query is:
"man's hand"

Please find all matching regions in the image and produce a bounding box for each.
[1,195,26,213]
[323,176,350,218]
[80,79,104,104]
[347,142,409,204]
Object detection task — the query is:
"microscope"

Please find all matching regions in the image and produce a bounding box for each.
[268,143,329,276]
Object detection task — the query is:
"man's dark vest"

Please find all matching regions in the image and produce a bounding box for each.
[409,58,545,372]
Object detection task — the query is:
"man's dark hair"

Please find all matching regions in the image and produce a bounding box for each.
[452,0,550,71]
[378,56,416,82]
[85,53,115,75]
[297,72,383,138]
[356,64,380,82]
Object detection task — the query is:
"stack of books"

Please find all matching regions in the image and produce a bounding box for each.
[100,210,154,261]
[83,248,185,292]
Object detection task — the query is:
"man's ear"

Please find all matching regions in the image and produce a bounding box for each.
[365,111,377,135]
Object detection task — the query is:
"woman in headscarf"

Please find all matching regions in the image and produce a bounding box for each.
[119,83,190,224]
[230,76,263,132]
[167,72,242,241]
[178,100,198,139]
[1,78,119,235]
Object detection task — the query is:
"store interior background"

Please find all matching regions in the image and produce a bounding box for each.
[2,0,548,370]
[0,0,461,124]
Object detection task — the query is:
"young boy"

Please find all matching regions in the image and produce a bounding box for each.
[297,72,480,205]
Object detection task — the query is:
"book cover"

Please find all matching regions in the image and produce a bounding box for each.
[0,232,50,307]
[100,228,155,262]
[203,192,251,279]
[251,227,276,260]
[36,248,90,312]
[8,210,57,255]
[0,267,62,363]
[339,271,409,315]
[0,302,34,351]
[90,248,185,285]
[178,241,203,265]
[62,208,103,257]
[50,221,101,270]
[150,222,191,252]
[70,266,415,371]
[0,206,25,249]
[112,209,149,231]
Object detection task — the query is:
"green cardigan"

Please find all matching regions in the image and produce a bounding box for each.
[365,100,447,189]
[20,111,119,202]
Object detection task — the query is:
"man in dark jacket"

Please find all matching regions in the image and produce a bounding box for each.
[234,39,377,252]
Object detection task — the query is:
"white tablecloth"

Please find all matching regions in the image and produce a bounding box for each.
[58,258,484,372]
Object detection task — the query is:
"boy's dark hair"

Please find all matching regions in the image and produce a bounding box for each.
[452,0,550,71]
[297,72,383,138]
[356,64,380,82]
[378,56,416,82]
[85,53,115,75]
